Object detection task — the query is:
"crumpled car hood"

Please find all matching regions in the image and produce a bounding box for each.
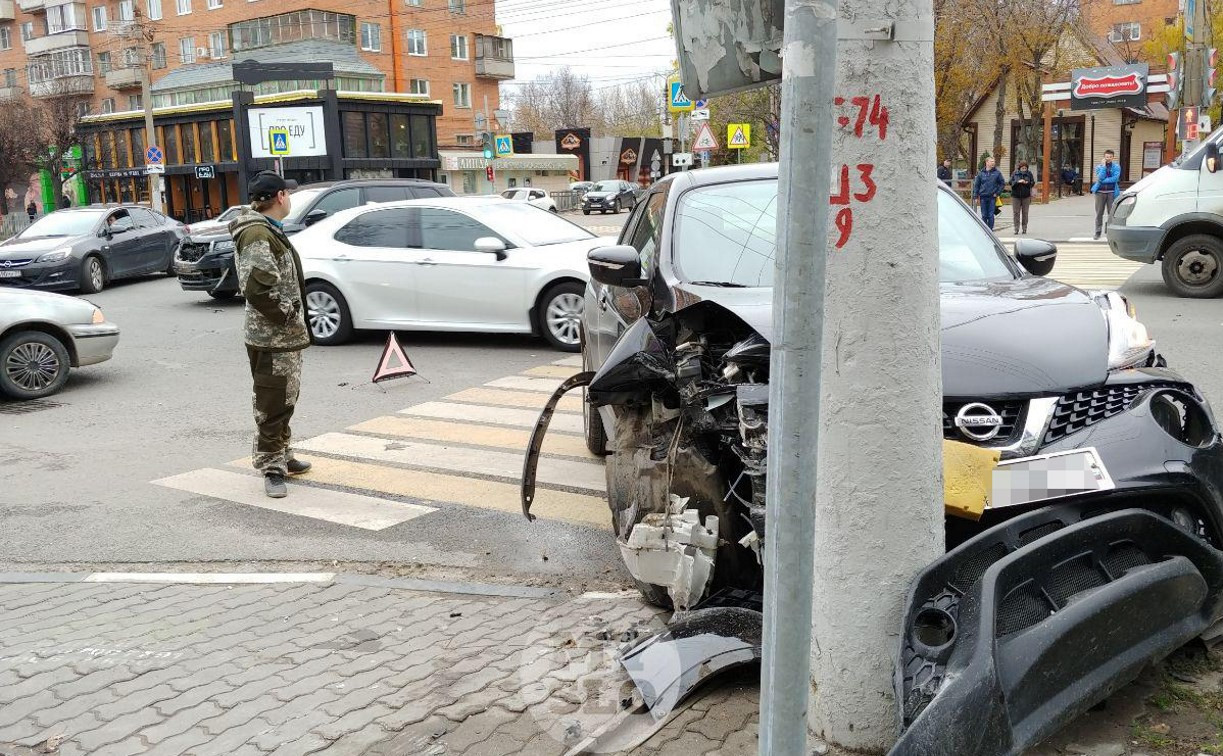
[671,276,1109,397]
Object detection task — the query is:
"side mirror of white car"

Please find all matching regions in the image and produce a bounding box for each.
[475,237,508,261]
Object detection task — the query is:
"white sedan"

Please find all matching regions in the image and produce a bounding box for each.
[499,188,558,212]
[294,198,613,351]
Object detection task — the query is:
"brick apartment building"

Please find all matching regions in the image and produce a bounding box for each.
[0,0,512,148]
[1080,0,1181,63]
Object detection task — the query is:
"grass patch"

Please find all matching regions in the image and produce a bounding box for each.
[1131,719,1176,749]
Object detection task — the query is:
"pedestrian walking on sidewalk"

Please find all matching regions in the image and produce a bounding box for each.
[938,159,953,186]
[1092,150,1121,240]
[972,157,1006,230]
[231,171,312,499]
[1010,161,1035,235]
[25,201,36,222]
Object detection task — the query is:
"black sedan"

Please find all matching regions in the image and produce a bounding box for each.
[0,206,184,294]
[580,180,638,215]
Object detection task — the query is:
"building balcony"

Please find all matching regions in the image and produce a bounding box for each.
[475,55,514,80]
[25,30,90,56]
[29,74,94,97]
[0,85,23,100]
[16,0,44,12]
[105,67,142,90]
[0,1,16,22]
[474,34,514,80]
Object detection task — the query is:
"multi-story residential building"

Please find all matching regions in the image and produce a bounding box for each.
[0,0,512,147]
[1079,0,1181,63]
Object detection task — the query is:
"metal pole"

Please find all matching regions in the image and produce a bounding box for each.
[140,61,162,213]
[757,0,837,753]
[1042,101,1052,204]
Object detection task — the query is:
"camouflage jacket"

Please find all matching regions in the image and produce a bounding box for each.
[230,208,310,352]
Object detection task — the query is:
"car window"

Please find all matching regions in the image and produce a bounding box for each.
[530,190,545,200]
[107,210,135,232]
[500,190,518,200]
[624,191,666,274]
[417,208,503,252]
[365,186,412,204]
[334,208,412,248]
[129,208,158,227]
[310,188,361,217]
[19,210,107,238]
[475,203,593,246]
[935,191,1014,281]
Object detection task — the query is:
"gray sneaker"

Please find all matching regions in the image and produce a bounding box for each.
[265,473,288,498]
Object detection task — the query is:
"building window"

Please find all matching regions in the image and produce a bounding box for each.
[449,0,464,12]
[209,30,225,57]
[456,134,473,146]
[405,0,421,5]
[151,42,166,68]
[0,27,10,51]
[20,22,33,43]
[450,34,468,60]
[2,68,16,87]
[453,82,470,108]
[92,6,107,30]
[207,0,221,7]
[176,0,191,14]
[76,102,88,118]
[230,10,356,52]
[128,93,142,109]
[119,0,134,21]
[1109,21,1141,41]
[179,36,195,63]
[47,3,85,33]
[1113,0,1140,4]
[97,51,111,73]
[343,111,367,157]
[407,29,426,55]
[408,78,429,96]
[101,98,115,113]
[147,0,162,20]
[123,47,140,66]
[476,34,513,61]
[360,22,381,51]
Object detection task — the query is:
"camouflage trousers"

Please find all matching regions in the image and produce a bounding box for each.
[247,346,303,476]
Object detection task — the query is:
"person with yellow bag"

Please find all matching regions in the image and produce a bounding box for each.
[971,156,1006,231]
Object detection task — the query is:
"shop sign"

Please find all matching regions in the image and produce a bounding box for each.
[87,168,147,180]
[248,106,326,158]
[1071,64,1149,110]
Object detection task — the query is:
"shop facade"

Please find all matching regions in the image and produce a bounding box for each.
[439,151,577,195]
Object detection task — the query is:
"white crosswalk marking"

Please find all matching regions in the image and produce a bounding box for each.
[1009,242,1143,291]
[485,375,565,393]
[399,401,585,435]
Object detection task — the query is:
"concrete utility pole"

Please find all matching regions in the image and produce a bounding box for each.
[134,10,163,213]
[808,0,944,749]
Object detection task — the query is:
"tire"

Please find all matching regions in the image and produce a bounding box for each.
[79,256,104,294]
[582,342,608,456]
[305,281,354,345]
[582,209,590,216]
[549,207,558,213]
[537,281,584,352]
[1161,235,1223,298]
[165,247,177,275]
[612,199,621,214]
[0,331,71,400]
[208,290,237,300]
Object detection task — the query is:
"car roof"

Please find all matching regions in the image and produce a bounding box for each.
[294,178,448,192]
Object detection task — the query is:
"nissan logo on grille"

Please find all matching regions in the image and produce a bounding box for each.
[955,402,1004,441]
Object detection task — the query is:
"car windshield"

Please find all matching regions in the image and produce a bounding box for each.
[283,188,328,224]
[476,203,595,246]
[672,180,1015,286]
[592,181,619,192]
[19,210,107,238]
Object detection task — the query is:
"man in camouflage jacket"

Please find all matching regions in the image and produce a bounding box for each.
[230,171,311,498]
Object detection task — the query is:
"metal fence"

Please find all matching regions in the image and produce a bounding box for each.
[1,213,33,242]
[550,190,581,212]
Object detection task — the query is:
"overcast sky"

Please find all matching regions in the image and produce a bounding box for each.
[496,0,677,96]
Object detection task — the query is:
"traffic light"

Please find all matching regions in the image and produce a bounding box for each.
[1205,48,1218,105]
[486,165,495,183]
[1182,106,1200,140]
[1168,51,1182,110]
[481,132,495,160]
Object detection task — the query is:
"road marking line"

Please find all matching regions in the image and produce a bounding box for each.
[228,456,610,530]
[153,468,436,530]
[1067,237,1106,243]
[294,432,606,493]
[524,365,579,379]
[445,387,582,414]
[84,572,336,584]
[398,401,584,435]
[486,376,565,393]
[350,416,592,458]
[553,355,583,368]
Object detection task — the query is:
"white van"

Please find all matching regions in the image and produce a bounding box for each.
[1106,132,1223,298]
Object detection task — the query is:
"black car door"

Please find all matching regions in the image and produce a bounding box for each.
[129,208,169,271]
[99,212,143,278]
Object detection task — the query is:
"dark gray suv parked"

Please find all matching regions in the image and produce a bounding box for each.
[174,178,455,299]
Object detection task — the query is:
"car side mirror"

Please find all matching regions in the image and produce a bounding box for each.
[99,228,111,239]
[1207,142,1220,174]
[1014,238,1057,276]
[588,245,645,287]
[304,209,328,226]
[475,236,508,261]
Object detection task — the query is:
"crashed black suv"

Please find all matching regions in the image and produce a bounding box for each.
[521,163,1223,755]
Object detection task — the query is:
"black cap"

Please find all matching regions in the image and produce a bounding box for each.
[248,171,296,202]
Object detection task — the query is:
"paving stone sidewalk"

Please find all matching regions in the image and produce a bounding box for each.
[0,576,761,756]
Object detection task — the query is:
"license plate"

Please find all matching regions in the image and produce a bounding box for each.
[991,447,1114,509]
[0,270,21,278]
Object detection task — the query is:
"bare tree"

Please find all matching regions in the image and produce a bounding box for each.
[596,80,663,137]
[32,85,91,205]
[507,67,598,137]
[0,97,43,215]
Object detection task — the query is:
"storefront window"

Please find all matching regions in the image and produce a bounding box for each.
[343,112,367,158]
[130,128,145,165]
[198,122,215,162]
[181,124,197,164]
[99,132,114,169]
[410,115,432,159]
[368,112,389,158]
[116,132,133,168]
[391,115,410,159]
[164,126,179,164]
[218,120,234,161]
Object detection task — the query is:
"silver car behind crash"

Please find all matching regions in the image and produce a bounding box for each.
[0,288,120,400]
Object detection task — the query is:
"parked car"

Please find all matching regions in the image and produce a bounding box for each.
[183,206,244,235]
[174,178,455,300]
[0,288,119,399]
[295,197,612,350]
[1108,130,1223,297]
[523,163,1223,754]
[570,181,595,196]
[500,188,558,212]
[0,206,185,294]
[581,180,638,215]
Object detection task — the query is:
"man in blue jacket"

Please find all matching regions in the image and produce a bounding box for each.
[1092,149,1121,240]
[972,157,1006,230]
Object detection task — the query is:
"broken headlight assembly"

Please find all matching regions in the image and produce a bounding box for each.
[1092,291,1155,370]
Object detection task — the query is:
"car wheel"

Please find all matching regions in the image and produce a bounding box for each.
[1161,235,1223,298]
[79,256,105,294]
[208,290,237,300]
[305,281,355,346]
[549,207,558,213]
[165,248,177,275]
[612,199,621,213]
[538,281,584,352]
[0,331,71,400]
[582,209,590,216]
[582,343,608,457]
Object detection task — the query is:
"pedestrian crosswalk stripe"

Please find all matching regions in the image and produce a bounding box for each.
[486,376,564,393]
[350,415,591,458]
[444,387,582,414]
[153,468,436,530]
[553,355,583,367]
[1008,242,1143,291]
[523,365,579,379]
[294,432,606,493]
[225,456,610,530]
[398,401,584,435]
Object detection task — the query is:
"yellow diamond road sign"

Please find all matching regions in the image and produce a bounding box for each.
[727,123,751,150]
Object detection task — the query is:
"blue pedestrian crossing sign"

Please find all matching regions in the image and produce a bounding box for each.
[668,79,694,112]
[494,135,513,157]
[269,127,290,156]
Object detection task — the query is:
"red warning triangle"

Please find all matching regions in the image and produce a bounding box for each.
[372,331,418,383]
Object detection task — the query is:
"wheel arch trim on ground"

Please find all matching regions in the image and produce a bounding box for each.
[0,321,78,366]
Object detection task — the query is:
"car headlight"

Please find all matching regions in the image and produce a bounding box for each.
[1112,194,1137,222]
[1096,291,1154,370]
[91,307,105,324]
[36,247,73,263]
[214,240,236,253]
